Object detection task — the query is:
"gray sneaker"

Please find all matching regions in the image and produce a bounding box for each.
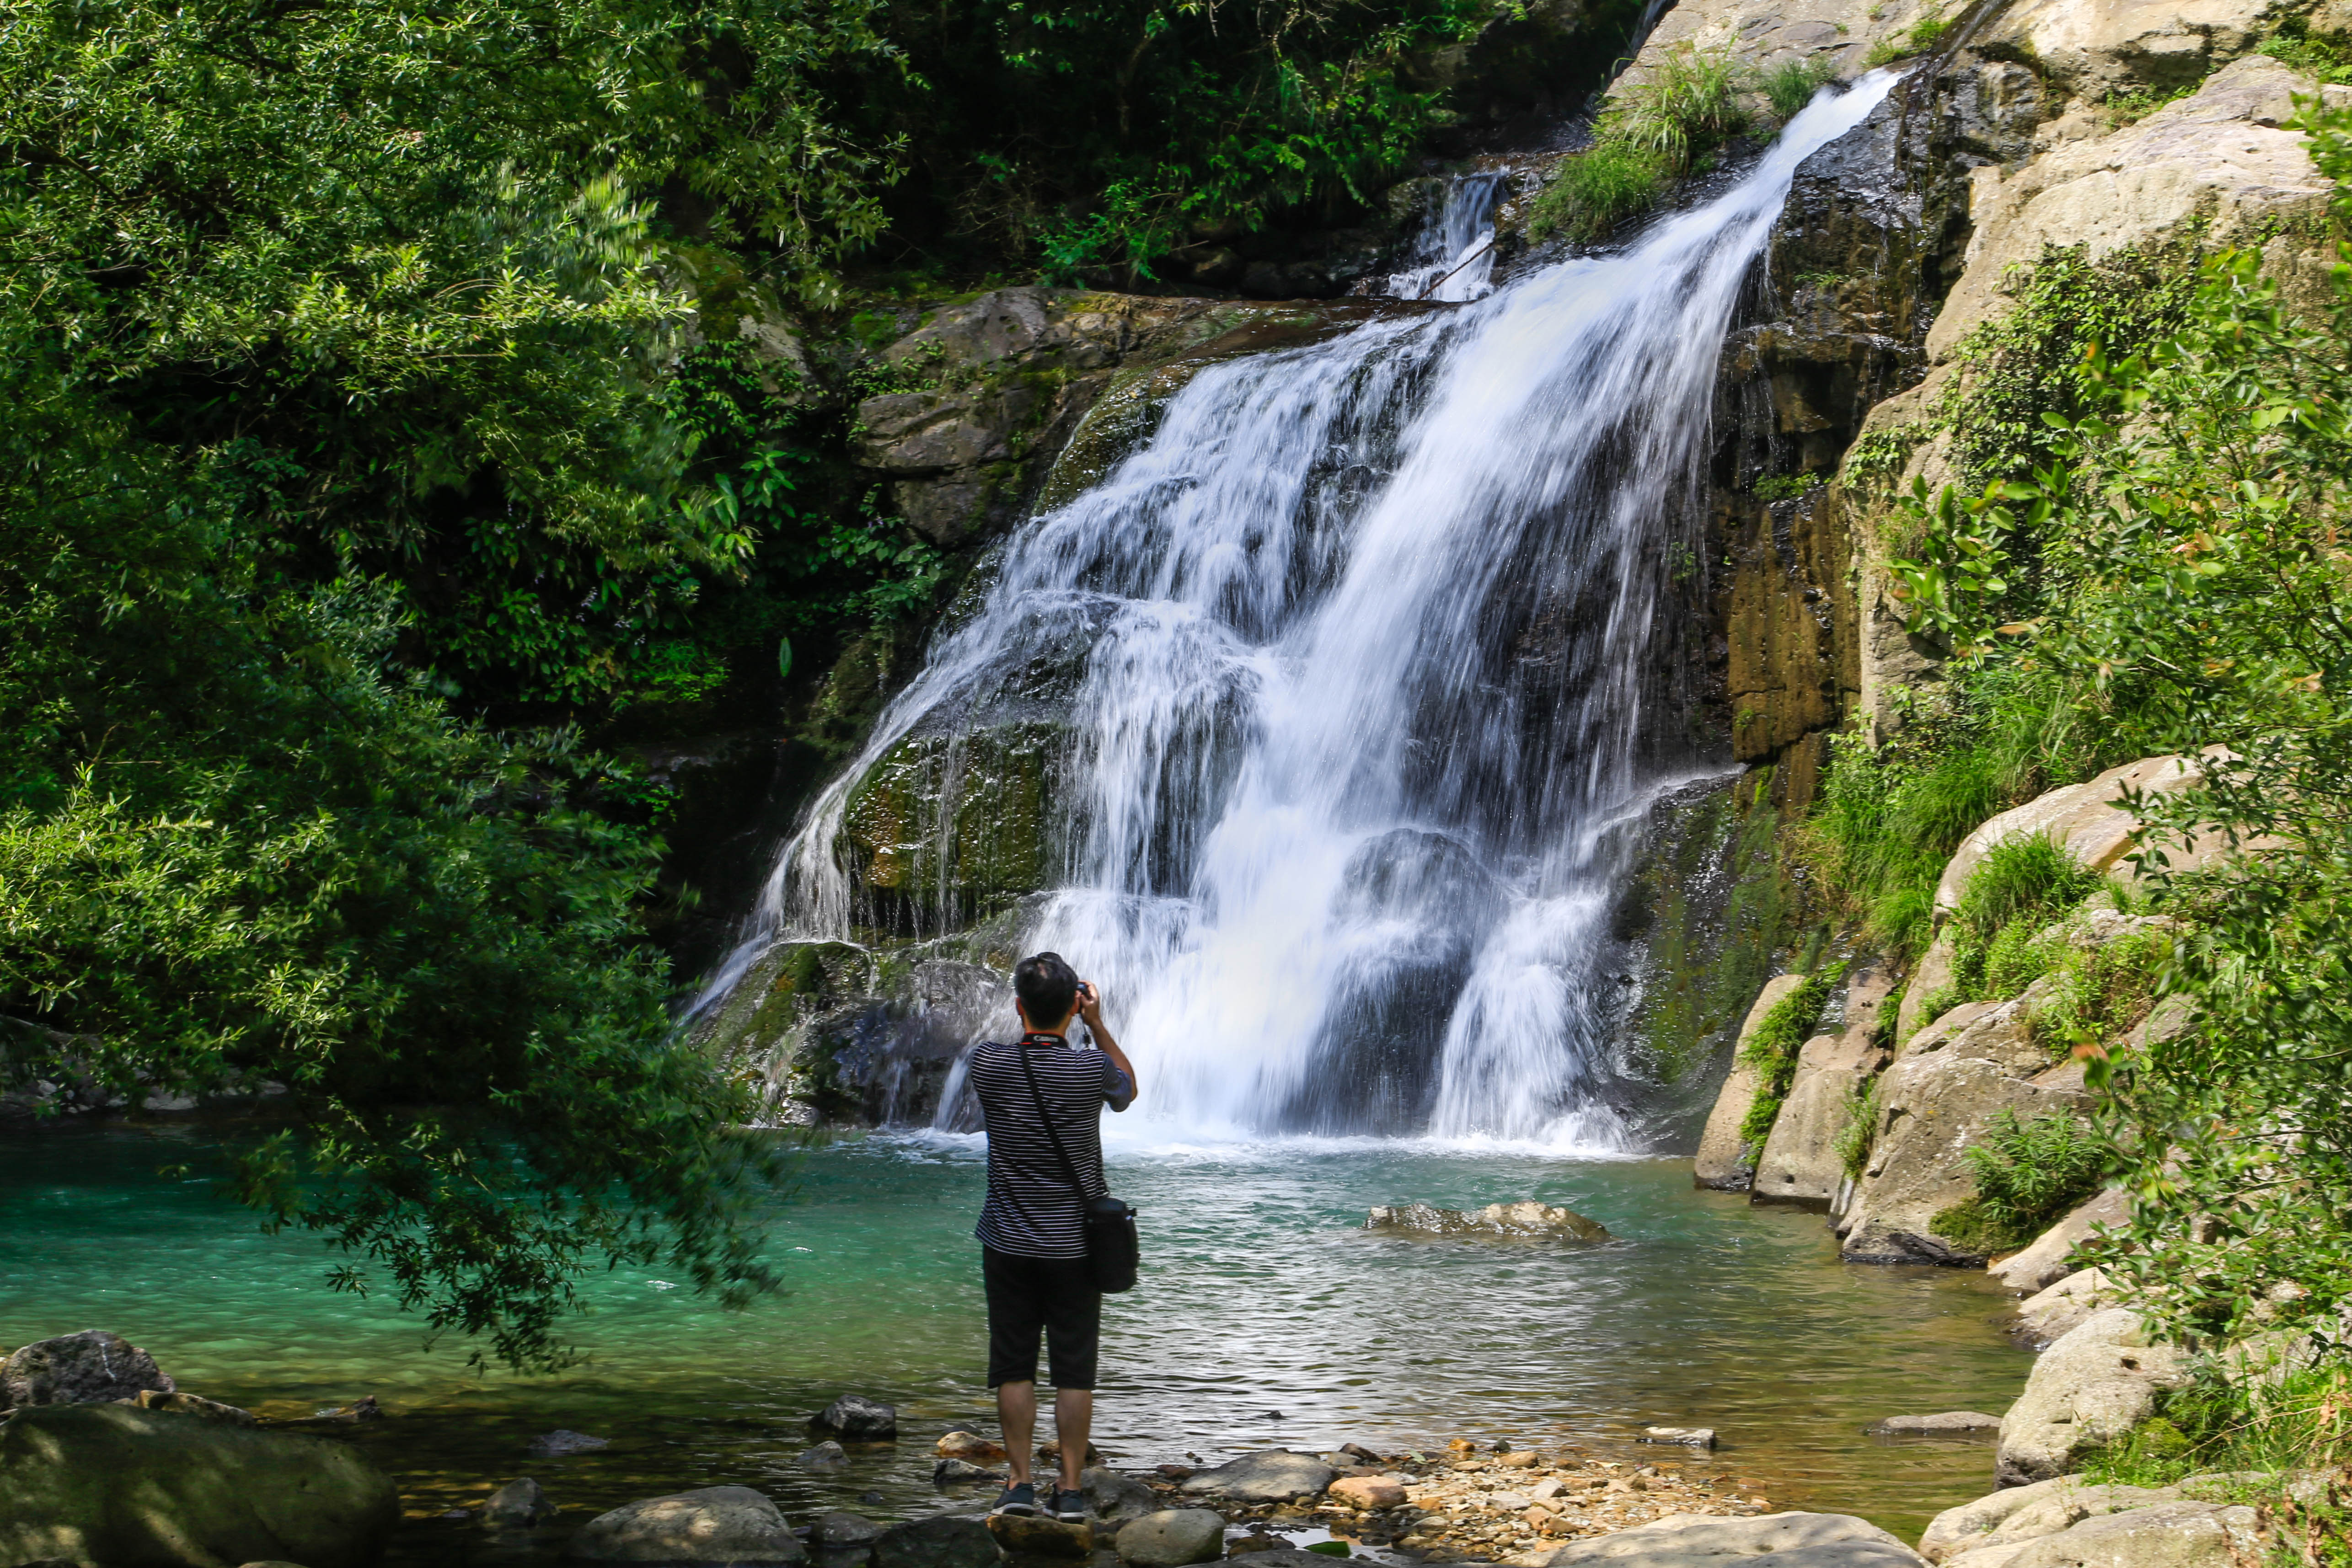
[993,1482,1037,1517]
[1050,1488,1087,1524]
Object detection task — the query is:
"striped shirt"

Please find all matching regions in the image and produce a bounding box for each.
[971,1033,1134,1259]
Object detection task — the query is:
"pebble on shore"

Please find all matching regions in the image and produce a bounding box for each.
[1151,1443,1771,1564]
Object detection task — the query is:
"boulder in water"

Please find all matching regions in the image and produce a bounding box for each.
[988,1514,1093,1557]
[938,1430,1009,1462]
[1115,1509,1227,1567]
[818,1393,899,1441]
[934,1456,1005,1485]
[1178,1450,1335,1503]
[0,1402,396,1568]
[0,1329,174,1409]
[1362,1201,1609,1242]
[814,1511,888,1549]
[874,1513,1002,1568]
[482,1477,561,1529]
[528,1427,608,1456]
[1866,1413,2000,1436]
[1082,1465,1163,1521]
[798,1440,852,1471]
[567,1485,804,1563]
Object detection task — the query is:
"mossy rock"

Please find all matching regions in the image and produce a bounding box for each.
[838,722,1066,913]
[0,1403,397,1568]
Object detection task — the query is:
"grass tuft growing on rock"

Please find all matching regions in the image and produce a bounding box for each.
[1735,962,1845,1156]
[1963,1109,2105,1239]
[1524,43,1746,244]
[1525,143,1668,243]
[1760,56,1839,118]
[1863,13,1952,66]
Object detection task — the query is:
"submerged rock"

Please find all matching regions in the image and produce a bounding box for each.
[1178,1450,1336,1503]
[0,1402,397,1568]
[0,1329,175,1409]
[1867,1412,2000,1435]
[813,1512,888,1549]
[799,1440,852,1471]
[1362,1202,1609,1242]
[1637,1427,1715,1448]
[934,1456,1005,1486]
[529,1428,609,1456]
[482,1477,561,1530]
[1115,1509,1227,1567]
[127,1387,256,1424]
[568,1485,804,1563]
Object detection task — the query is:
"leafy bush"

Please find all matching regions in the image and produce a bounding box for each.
[2025,925,2167,1055]
[2257,21,2352,84]
[1966,1110,2107,1237]
[1736,963,1845,1155]
[1761,56,1840,118]
[1754,472,1827,501]
[2087,1361,2352,1496]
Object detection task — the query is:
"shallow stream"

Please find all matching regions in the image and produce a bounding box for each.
[3,1124,2025,1559]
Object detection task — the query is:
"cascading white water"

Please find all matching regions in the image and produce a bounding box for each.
[722,76,1891,1148]
[1386,173,1507,302]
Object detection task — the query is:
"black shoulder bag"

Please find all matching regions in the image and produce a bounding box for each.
[1017,1043,1140,1294]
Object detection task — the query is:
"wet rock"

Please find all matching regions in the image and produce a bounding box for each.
[1638,1427,1716,1448]
[0,1403,397,1568]
[937,1457,1007,1486]
[875,1513,1004,1568]
[1328,1477,1407,1509]
[990,1514,1094,1557]
[1179,1450,1336,1503]
[1921,1477,2186,1563]
[0,1329,175,1409]
[530,1428,610,1456]
[820,1394,900,1441]
[1362,1202,1609,1242]
[1083,1467,1163,1522]
[1989,1189,2132,1295]
[2014,1267,2116,1347]
[800,1441,853,1471]
[568,1485,805,1563]
[483,1477,561,1530]
[127,1388,256,1424]
[1693,974,1809,1191]
[1115,1509,1227,1567]
[1039,1437,1107,1467]
[1531,1511,1927,1568]
[815,1512,889,1549]
[1997,1309,2190,1486]
[1867,1412,2000,1435]
[941,1431,1012,1462]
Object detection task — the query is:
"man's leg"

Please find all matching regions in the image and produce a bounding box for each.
[1053,1387,1093,1493]
[998,1379,1037,1487]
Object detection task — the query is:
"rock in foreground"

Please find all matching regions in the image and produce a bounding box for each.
[0,1329,176,1409]
[1997,1309,2187,1486]
[0,1403,396,1568]
[875,1514,1002,1568]
[1116,1509,1227,1567]
[1179,1450,1336,1503]
[1363,1202,1609,1242]
[1533,1512,1926,1568]
[988,1514,1093,1557]
[482,1477,561,1530]
[1083,1465,1163,1521]
[568,1486,804,1563]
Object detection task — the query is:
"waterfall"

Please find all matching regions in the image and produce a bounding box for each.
[720,77,1892,1147]
[1386,174,1507,303]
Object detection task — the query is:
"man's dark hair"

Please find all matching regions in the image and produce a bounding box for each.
[1014,951,1082,1027]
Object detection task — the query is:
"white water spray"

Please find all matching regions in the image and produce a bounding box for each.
[719,77,1892,1148]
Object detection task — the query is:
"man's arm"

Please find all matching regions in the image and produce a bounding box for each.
[1078,982,1138,1108]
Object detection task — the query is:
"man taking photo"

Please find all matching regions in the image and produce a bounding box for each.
[968,952,1137,1522]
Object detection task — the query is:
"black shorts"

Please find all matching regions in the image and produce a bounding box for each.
[983,1246,1101,1390]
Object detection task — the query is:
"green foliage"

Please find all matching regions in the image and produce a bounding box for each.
[1754,472,1827,502]
[2258,21,2352,85]
[1838,423,1926,491]
[1761,55,1840,119]
[1948,834,2102,999]
[1526,142,1669,243]
[1524,42,1746,244]
[1833,1077,1881,1181]
[2100,82,2200,128]
[2084,1361,2352,1498]
[1924,102,2352,1354]
[2025,923,2167,1054]
[1736,963,1845,1155]
[1863,13,1951,66]
[1964,1109,2107,1239]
